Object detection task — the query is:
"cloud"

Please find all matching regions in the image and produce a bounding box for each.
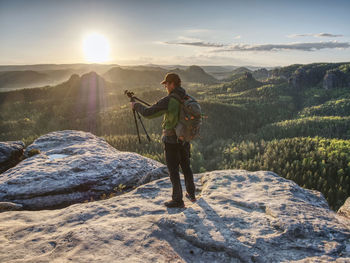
[210,41,350,52]
[233,35,241,39]
[288,33,343,38]
[164,41,225,47]
[162,38,350,52]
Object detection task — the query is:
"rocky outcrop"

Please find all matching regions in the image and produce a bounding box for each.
[0,130,166,210]
[0,141,24,173]
[222,73,262,92]
[0,169,349,262]
[323,69,349,89]
[288,64,346,90]
[338,197,350,219]
[253,68,269,80]
[289,67,306,90]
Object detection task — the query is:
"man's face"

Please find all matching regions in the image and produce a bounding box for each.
[164,81,175,94]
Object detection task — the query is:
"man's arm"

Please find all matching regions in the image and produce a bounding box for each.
[133,96,169,119]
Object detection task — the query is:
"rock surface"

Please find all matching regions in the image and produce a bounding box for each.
[0,201,23,211]
[338,197,350,219]
[0,130,165,210]
[0,140,24,173]
[0,169,349,262]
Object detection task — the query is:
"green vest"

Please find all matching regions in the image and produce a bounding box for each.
[141,96,180,130]
[162,97,180,130]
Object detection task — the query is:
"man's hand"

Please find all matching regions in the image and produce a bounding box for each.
[130,101,136,109]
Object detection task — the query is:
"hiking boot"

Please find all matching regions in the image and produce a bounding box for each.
[164,200,185,208]
[185,192,196,202]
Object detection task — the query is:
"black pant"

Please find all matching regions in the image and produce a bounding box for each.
[164,141,195,202]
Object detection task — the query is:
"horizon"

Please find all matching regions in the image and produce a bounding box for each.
[1,0,350,66]
[1,62,350,72]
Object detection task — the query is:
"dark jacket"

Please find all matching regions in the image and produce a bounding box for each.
[133,86,187,143]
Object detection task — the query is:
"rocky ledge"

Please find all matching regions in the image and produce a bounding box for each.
[0,130,167,210]
[0,130,349,262]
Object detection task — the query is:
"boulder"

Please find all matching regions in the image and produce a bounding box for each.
[0,130,165,210]
[338,197,350,219]
[0,141,24,173]
[0,169,349,262]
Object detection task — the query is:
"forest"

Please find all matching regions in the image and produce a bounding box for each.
[1,62,350,210]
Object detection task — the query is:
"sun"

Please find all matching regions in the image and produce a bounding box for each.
[83,33,110,63]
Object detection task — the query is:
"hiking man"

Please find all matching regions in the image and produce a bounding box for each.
[130,73,196,208]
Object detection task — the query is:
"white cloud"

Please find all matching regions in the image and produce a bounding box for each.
[288,33,343,38]
[164,40,225,48]
[211,41,350,52]
[162,39,350,52]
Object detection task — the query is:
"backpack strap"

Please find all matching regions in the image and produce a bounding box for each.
[169,92,182,103]
[169,92,187,103]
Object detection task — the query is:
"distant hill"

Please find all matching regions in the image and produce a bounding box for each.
[0,70,49,90]
[0,64,276,90]
[0,71,114,105]
[104,65,218,87]
[0,65,118,91]
[171,65,218,84]
[222,72,263,92]
[268,62,350,90]
[224,67,269,82]
[287,63,350,90]
[0,63,118,73]
[103,66,166,87]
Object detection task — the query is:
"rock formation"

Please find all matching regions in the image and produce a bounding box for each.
[0,130,166,210]
[0,130,349,262]
[289,67,309,90]
[288,64,347,90]
[0,141,24,173]
[323,69,348,90]
[1,168,350,261]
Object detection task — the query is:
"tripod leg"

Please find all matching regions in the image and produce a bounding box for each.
[133,109,141,144]
[136,111,151,142]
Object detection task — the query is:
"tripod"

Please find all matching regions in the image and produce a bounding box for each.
[124,90,151,144]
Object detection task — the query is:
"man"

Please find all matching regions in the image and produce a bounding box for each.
[131,73,196,208]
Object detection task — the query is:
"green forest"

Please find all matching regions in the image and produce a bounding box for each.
[1,62,350,210]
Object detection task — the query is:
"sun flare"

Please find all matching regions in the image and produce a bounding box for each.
[83,33,110,63]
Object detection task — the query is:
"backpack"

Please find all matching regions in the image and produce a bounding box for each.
[170,92,202,142]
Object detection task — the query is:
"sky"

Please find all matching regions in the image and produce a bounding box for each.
[1,0,350,67]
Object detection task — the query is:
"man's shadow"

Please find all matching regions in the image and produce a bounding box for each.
[153,197,257,263]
